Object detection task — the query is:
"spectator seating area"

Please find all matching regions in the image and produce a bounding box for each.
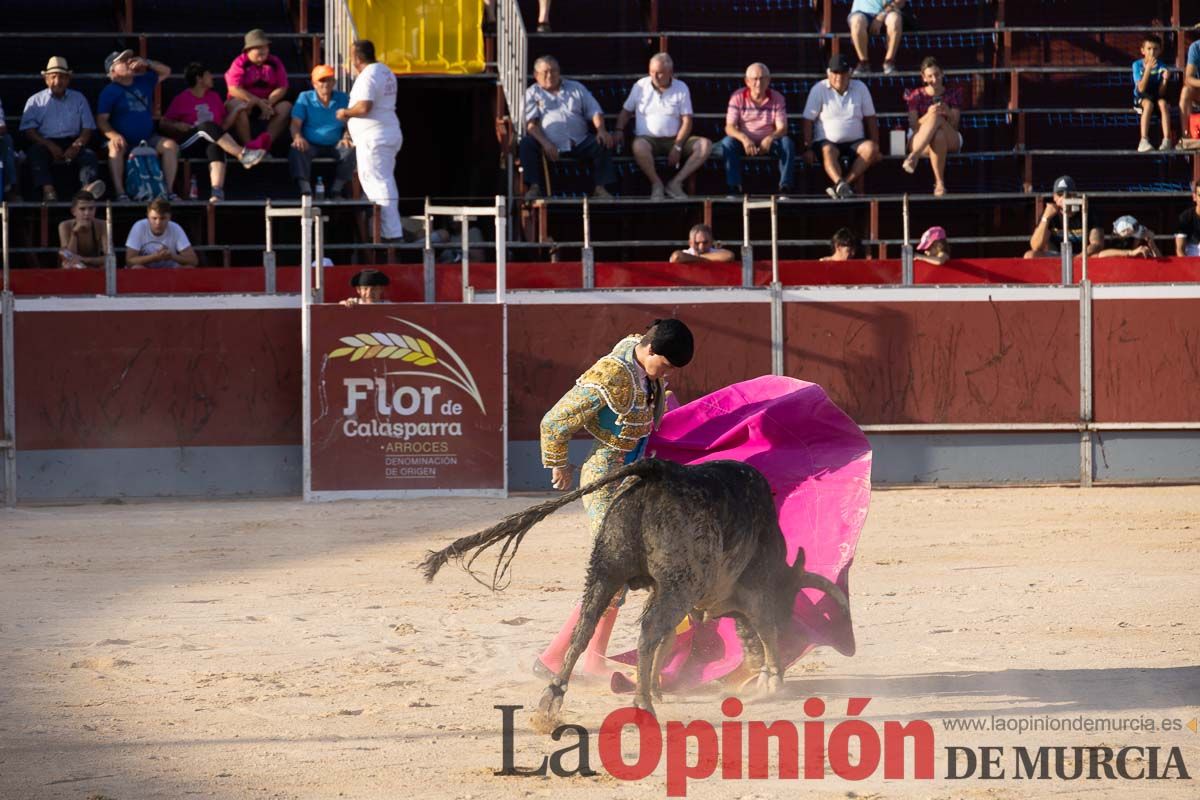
[4,1,1200,268]
[515,0,1200,260]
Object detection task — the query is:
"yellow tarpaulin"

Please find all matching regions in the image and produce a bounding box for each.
[348,0,485,75]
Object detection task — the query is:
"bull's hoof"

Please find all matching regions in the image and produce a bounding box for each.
[538,682,566,718]
[633,695,656,720]
[753,669,783,696]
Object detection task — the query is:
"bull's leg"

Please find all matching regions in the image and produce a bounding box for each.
[649,626,677,702]
[741,601,785,696]
[537,575,622,719]
[634,586,692,717]
[734,615,765,673]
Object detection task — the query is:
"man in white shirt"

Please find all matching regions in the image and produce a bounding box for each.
[337,40,404,241]
[801,54,881,199]
[125,198,198,268]
[614,53,711,200]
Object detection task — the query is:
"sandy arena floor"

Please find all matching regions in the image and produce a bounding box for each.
[1,486,1198,799]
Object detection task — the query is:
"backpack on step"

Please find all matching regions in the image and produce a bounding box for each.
[125,140,167,201]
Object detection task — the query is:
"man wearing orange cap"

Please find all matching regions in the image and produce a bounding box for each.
[289,65,356,198]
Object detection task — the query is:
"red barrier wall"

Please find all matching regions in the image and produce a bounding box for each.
[1093,298,1200,422]
[783,301,1081,424]
[15,310,300,450]
[11,257,1200,298]
[507,304,773,440]
[9,291,1198,452]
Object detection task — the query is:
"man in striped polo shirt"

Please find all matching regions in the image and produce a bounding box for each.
[715,62,794,197]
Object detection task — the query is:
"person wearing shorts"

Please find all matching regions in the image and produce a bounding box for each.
[802,54,880,199]
[614,53,711,200]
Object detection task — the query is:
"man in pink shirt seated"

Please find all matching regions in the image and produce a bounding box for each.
[224,28,292,152]
[715,62,795,197]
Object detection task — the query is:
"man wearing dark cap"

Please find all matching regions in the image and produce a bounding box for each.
[1025,175,1102,258]
[225,29,293,153]
[536,318,695,680]
[801,54,881,199]
[97,49,177,201]
[341,269,390,306]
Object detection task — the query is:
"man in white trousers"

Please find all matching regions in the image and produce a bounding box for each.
[336,40,403,240]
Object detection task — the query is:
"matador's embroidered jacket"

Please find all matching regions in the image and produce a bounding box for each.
[539,334,668,469]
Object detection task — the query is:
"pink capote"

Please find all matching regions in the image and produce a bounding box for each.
[609,375,872,693]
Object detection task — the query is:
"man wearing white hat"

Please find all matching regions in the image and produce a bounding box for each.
[1095,215,1161,259]
[336,40,404,241]
[20,57,104,201]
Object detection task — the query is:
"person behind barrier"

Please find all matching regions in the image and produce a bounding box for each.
[224,29,293,153]
[802,53,881,200]
[1175,183,1200,256]
[1094,215,1160,259]
[536,318,694,681]
[290,65,356,199]
[715,62,794,197]
[162,63,266,203]
[337,40,404,242]
[520,55,616,200]
[820,227,860,261]
[98,49,178,201]
[914,225,951,265]
[125,198,197,268]
[341,269,390,306]
[20,57,104,202]
[58,190,108,269]
[615,53,711,201]
[669,223,735,263]
[1024,175,1102,259]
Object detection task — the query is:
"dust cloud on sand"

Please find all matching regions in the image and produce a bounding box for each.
[1,486,1197,798]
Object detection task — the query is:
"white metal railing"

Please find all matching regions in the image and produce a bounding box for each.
[325,0,360,93]
[497,0,528,136]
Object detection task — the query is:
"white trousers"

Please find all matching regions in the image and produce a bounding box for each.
[357,132,403,239]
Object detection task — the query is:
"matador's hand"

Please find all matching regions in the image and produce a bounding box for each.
[551,465,575,491]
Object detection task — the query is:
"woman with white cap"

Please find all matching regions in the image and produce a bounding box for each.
[1095,216,1160,258]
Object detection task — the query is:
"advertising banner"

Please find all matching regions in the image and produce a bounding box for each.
[308,303,505,498]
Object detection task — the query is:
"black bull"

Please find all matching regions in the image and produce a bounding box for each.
[420,458,850,717]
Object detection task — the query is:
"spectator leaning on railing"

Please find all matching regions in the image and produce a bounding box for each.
[161,63,266,203]
[802,54,881,200]
[1094,215,1160,259]
[820,227,860,261]
[848,0,907,76]
[58,190,108,269]
[715,62,794,197]
[124,198,198,269]
[225,29,293,153]
[669,224,734,263]
[290,65,356,199]
[1025,175,1103,259]
[97,50,177,201]
[1174,183,1200,256]
[520,55,616,200]
[914,225,950,265]
[20,57,104,201]
[615,53,711,201]
[901,56,962,196]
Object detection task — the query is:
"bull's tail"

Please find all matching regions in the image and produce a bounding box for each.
[418,458,668,589]
[797,571,851,620]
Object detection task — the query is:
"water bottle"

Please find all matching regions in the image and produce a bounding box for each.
[188,175,199,200]
[315,177,326,200]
